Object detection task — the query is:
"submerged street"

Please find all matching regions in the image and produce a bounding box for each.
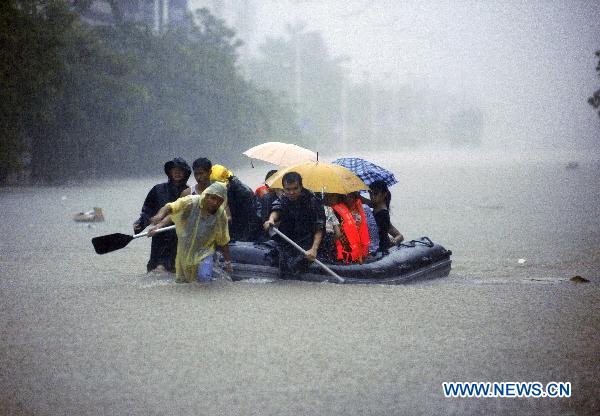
[1,151,598,415]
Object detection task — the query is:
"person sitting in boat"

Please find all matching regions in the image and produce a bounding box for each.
[180,157,212,197]
[254,169,278,197]
[318,193,342,263]
[362,202,380,256]
[133,157,191,273]
[369,180,404,256]
[148,182,233,283]
[331,192,370,264]
[210,164,260,242]
[262,172,325,278]
[254,169,282,242]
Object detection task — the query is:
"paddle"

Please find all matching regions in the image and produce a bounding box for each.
[268,225,345,283]
[92,225,176,255]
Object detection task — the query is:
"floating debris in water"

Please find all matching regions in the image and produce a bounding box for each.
[517,258,526,264]
[61,195,67,201]
[569,275,589,283]
[73,207,104,222]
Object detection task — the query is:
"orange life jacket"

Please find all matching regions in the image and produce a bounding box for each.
[333,200,370,263]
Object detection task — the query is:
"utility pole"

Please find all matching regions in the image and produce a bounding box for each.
[294,29,302,111]
[339,69,348,150]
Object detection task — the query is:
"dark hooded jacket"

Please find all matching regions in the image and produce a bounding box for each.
[269,188,326,277]
[227,175,260,242]
[134,157,191,272]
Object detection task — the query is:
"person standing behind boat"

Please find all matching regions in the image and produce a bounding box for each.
[133,157,191,273]
[180,157,212,197]
[148,182,233,283]
[369,180,404,256]
[262,172,326,277]
[210,164,259,242]
[332,192,370,263]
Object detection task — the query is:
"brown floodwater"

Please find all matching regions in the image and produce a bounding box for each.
[1,150,598,415]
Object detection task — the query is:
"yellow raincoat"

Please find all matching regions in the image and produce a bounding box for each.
[167,182,230,283]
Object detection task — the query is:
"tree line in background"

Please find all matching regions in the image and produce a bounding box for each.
[0,0,300,184]
[1,1,502,186]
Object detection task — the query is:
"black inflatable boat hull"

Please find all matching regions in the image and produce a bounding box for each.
[224,237,452,284]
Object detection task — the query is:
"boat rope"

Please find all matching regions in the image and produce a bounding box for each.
[399,237,434,248]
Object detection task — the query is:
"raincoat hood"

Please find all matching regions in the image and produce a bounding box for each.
[199,181,228,210]
[164,157,192,182]
[209,164,233,183]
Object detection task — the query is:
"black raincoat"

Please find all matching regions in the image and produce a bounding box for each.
[134,157,191,272]
[227,176,260,242]
[269,189,326,277]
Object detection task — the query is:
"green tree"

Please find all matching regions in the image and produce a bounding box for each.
[0,1,32,182]
[1,2,300,183]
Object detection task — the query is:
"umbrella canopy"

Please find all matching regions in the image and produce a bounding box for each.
[243,142,317,167]
[266,162,368,194]
[331,157,398,187]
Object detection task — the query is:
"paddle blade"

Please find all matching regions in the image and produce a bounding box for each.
[92,233,134,254]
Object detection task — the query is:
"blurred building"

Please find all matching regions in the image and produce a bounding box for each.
[71,0,190,32]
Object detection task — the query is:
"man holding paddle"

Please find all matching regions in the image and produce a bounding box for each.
[263,172,326,278]
[149,181,233,283]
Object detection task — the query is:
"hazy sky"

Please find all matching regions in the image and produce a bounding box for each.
[191,0,600,151]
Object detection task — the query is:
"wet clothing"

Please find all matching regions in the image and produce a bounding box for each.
[317,232,338,263]
[134,158,191,272]
[254,191,278,242]
[270,189,325,277]
[324,206,340,234]
[208,164,258,242]
[227,176,259,242]
[363,204,380,255]
[373,208,392,255]
[168,182,230,283]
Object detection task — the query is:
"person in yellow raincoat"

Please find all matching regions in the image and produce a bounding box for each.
[149,181,233,283]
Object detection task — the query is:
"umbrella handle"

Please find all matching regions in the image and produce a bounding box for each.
[133,224,176,239]
[269,226,345,283]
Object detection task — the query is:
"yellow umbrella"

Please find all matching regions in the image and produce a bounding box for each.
[242,142,317,167]
[266,162,368,194]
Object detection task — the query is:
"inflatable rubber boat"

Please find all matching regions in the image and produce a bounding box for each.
[222,237,452,284]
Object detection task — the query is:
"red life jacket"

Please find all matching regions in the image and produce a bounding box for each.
[255,184,269,197]
[333,200,370,263]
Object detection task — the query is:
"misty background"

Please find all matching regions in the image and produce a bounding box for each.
[1,0,599,184]
[237,0,600,151]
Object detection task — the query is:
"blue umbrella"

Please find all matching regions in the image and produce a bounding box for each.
[331,157,398,187]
